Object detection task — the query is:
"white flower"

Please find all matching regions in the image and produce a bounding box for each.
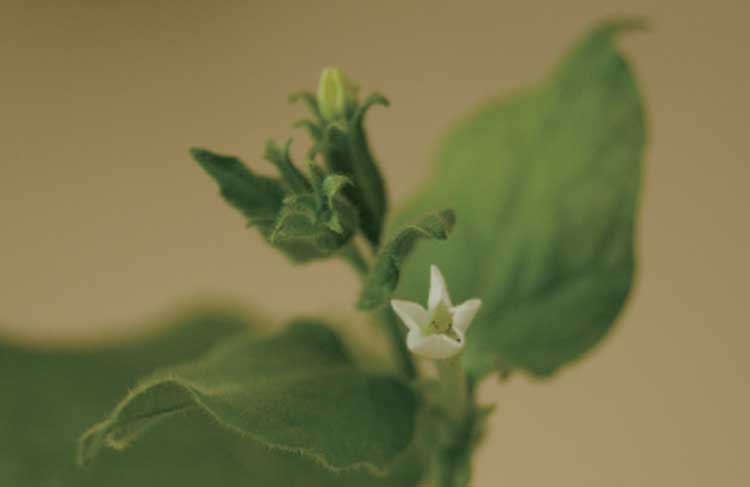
[391,265,481,360]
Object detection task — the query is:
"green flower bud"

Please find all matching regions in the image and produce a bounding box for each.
[317,67,358,121]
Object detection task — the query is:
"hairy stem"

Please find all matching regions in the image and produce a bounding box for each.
[340,241,369,277]
[379,309,417,379]
[343,241,416,379]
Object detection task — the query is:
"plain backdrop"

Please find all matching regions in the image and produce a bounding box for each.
[1,1,748,485]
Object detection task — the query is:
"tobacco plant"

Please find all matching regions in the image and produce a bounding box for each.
[1,19,646,487]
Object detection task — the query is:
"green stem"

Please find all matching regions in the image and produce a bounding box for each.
[435,354,468,423]
[433,451,470,487]
[430,354,472,487]
[379,309,417,379]
[343,241,416,379]
[340,242,369,277]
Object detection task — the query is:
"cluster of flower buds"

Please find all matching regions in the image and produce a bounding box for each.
[191,67,389,263]
[293,67,389,249]
[192,68,480,360]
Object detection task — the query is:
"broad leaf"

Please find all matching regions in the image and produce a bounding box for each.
[0,310,245,486]
[358,209,456,310]
[87,412,421,487]
[391,19,646,378]
[0,311,422,487]
[80,320,418,474]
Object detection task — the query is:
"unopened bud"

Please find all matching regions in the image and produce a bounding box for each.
[317,67,358,121]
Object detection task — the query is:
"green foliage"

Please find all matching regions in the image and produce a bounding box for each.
[0,311,422,487]
[358,209,456,310]
[270,192,358,262]
[0,310,245,487]
[294,84,390,248]
[80,320,418,474]
[391,19,646,378]
[191,148,283,231]
[192,145,358,263]
[2,18,649,487]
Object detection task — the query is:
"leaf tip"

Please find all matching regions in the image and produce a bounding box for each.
[594,16,649,39]
[188,146,209,162]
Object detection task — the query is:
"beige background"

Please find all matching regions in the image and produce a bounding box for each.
[1,0,748,485]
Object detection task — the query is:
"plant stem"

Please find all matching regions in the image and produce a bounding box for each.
[342,241,416,379]
[430,354,472,487]
[435,354,468,423]
[379,309,417,379]
[340,242,369,277]
[433,452,470,487]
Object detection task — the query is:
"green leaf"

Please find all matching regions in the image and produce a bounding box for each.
[0,310,245,486]
[392,19,646,378]
[358,209,456,310]
[289,90,321,119]
[193,146,360,263]
[190,148,284,230]
[270,192,358,262]
[89,412,422,487]
[79,320,418,474]
[0,311,422,487]
[321,174,354,234]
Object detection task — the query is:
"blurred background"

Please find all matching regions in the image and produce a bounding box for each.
[1,0,748,485]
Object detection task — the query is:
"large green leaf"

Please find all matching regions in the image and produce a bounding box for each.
[0,311,421,487]
[392,19,646,378]
[85,412,421,487]
[79,320,418,475]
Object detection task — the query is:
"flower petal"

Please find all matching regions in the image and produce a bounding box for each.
[451,298,482,333]
[390,300,428,332]
[428,264,452,310]
[406,329,463,359]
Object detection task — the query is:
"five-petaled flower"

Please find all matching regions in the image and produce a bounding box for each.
[391,265,481,360]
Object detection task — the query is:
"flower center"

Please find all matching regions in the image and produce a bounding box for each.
[423,301,459,341]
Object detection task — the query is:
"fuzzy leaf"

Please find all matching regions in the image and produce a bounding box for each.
[391,19,647,378]
[79,320,418,474]
[358,210,456,310]
[271,193,357,262]
[0,311,422,487]
[0,310,245,486]
[191,148,284,230]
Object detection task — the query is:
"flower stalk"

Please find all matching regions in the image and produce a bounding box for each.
[435,354,468,423]
[388,264,482,486]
